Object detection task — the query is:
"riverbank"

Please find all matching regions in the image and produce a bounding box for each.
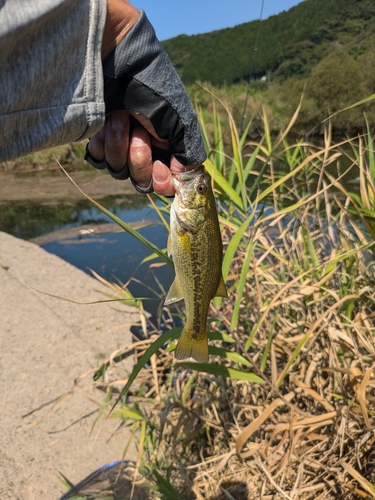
[0,231,141,499]
[0,165,136,203]
[0,143,88,173]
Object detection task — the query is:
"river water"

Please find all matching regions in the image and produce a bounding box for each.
[0,168,175,325]
[0,158,362,327]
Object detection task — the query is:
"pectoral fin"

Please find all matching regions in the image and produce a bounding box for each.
[165,277,184,305]
[214,276,228,298]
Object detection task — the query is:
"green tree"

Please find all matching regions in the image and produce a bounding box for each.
[306,51,365,127]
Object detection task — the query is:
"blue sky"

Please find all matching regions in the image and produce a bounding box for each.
[134,0,305,40]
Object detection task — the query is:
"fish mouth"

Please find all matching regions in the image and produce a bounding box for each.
[173,165,205,182]
[172,176,181,194]
[178,164,205,177]
[172,165,205,194]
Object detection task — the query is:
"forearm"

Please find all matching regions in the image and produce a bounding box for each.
[0,0,106,162]
[102,0,140,61]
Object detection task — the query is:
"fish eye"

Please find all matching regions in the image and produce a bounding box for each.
[197,183,207,194]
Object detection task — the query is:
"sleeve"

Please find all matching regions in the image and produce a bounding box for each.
[0,0,106,162]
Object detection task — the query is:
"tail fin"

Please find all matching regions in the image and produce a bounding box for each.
[175,327,209,363]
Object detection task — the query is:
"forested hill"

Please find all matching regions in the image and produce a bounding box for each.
[162,0,375,85]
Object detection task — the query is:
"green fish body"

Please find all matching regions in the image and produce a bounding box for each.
[165,165,227,362]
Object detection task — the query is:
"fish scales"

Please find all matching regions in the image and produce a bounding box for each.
[165,165,227,362]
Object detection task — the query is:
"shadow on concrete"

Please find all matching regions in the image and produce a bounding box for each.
[59,461,250,500]
[207,480,249,500]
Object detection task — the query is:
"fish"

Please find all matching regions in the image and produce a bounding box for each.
[165,165,227,362]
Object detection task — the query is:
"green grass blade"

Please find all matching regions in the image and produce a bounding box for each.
[60,166,173,267]
[248,155,271,202]
[112,328,182,405]
[260,309,278,372]
[239,119,253,149]
[230,238,255,331]
[365,115,375,183]
[229,112,246,209]
[204,158,244,210]
[303,226,319,268]
[222,212,254,282]
[147,194,170,231]
[262,105,272,154]
[245,306,269,352]
[113,405,145,421]
[146,466,184,498]
[215,211,254,308]
[175,362,264,383]
[242,139,264,185]
[182,372,198,404]
[209,346,252,367]
[208,331,235,343]
[197,106,211,155]
[324,92,375,121]
[276,333,309,387]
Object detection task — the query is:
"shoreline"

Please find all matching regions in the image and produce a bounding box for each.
[0,231,139,498]
[0,166,136,203]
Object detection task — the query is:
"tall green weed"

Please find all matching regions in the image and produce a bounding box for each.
[70,95,375,499]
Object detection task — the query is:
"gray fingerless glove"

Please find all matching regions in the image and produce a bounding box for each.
[102,10,207,166]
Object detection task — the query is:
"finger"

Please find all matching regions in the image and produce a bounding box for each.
[128,126,153,188]
[88,124,106,161]
[170,155,200,174]
[152,160,174,196]
[153,155,201,196]
[104,110,129,171]
[129,111,169,147]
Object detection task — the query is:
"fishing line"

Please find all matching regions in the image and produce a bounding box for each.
[240,0,265,135]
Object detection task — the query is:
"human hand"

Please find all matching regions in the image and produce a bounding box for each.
[86,110,192,196]
[85,4,206,195]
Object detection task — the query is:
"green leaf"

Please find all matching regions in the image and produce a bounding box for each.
[229,112,246,209]
[59,166,173,267]
[204,158,244,209]
[324,92,375,121]
[215,211,255,309]
[114,404,145,421]
[113,328,182,405]
[230,238,255,331]
[209,346,252,367]
[208,331,235,343]
[221,212,254,283]
[146,466,184,498]
[242,139,264,185]
[260,308,278,372]
[175,362,264,384]
[276,332,309,387]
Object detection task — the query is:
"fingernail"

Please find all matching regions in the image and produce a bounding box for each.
[110,115,122,129]
[131,135,145,147]
[153,161,168,182]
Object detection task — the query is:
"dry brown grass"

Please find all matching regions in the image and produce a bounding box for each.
[72,110,375,499]
[82,208,375,499]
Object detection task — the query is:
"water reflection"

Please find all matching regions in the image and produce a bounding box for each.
[40,222,175,322]
[0,178,174,323]
[0,194,150,240]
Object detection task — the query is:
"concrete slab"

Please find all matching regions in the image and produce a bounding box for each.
[0,232,141,499]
